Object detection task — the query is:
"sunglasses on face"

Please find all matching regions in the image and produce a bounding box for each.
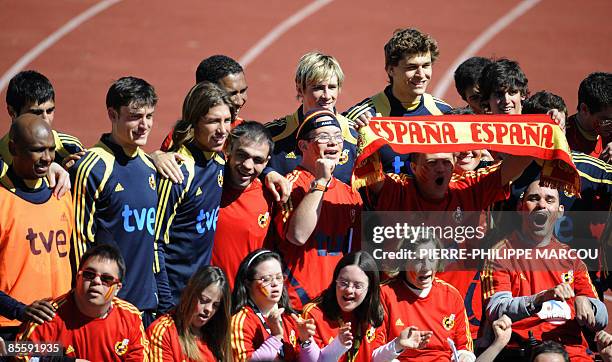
[78,270,121,287]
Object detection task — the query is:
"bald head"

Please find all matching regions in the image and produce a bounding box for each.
[10,113,52,144]
[9,113,55,180]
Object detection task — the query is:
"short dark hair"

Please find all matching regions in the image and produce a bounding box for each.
[523,91,567,116]
[6,70,55,114]
[227,121,274,157]
[444,106,475,116]
[105,76,158,112]
[577,72,611,113]
[196,55,244,84]
[530,340,569,362]
[79,244,126,282]
[454,57,492,100]
[478,58,529,103]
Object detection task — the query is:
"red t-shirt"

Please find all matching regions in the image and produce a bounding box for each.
[380,278,473,362]
[147,314,217,362]
[274,167,363,308]
[375,164,509,339]
[482,233,599,361]
[18,293,148,361]
[231,305,299,361]
[302,302,386,362]
[212,179,273,289]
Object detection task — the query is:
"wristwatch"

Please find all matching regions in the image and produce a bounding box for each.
[310,179,328,193]
[300,339,312,348]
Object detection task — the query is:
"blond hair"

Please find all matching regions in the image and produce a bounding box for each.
[295,51,344,97]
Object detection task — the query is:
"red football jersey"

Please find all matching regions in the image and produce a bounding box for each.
[212,179,274,289]
[231,305,299,361]
[302,302,386,362]
[375,164,509,339]
[274,167,362,308]
[147,314,217,362]
[17,292,148,361]
[482,233,599,361]
[380,278,473,362]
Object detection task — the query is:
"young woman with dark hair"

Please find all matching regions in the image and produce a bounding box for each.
[147,266,232,361]
[231,249,300,361]
[299,251,432,362]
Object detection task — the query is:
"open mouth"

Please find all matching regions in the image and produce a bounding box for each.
[417,274,432,283]
[212,136,226,144]
[435,176,444,186]
[342,295,356,303]
[237,169,253,180]
[132,131,148,138]
[324,149,339,156]
[35,164,49,173]
[532,212,548,226]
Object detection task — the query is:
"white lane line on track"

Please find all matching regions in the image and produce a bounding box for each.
[0,0,121,92]
[432,0,541,100]
[239,0,333,68]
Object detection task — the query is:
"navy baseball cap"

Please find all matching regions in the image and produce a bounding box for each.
[296,108,342,140]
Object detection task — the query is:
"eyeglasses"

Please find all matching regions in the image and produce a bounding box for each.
[309,134,344,144]
[336,279,367,291]
[78,270,121,287]
[252,273,287,286]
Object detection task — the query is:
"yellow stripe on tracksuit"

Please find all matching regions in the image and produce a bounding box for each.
[231,309,249,361]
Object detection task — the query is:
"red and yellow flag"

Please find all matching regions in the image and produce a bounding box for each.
[352,114,580,194]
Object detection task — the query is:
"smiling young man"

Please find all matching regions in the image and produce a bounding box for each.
[1,70,85,167]
[273,108,363,308]
[344,28,452,174]
[482,180,608,361]
[211,121,275,289]
[478,58,529,116]
[17,244,149,361]
[264,52,359,188]
[70,76,169,326]
[0,114,73,341]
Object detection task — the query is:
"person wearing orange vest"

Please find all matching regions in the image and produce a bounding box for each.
[0,114,73,341]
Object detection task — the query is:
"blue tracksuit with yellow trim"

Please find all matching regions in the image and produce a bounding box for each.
[0,130,84,166]
[155,142,225,306]
[263,106,359,184]
[343,86,452,174]
[70,133,168,312]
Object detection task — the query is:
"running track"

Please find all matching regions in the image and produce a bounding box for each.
[1,0,610,330]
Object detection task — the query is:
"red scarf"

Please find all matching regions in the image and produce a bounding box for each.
[352,114,580,195]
